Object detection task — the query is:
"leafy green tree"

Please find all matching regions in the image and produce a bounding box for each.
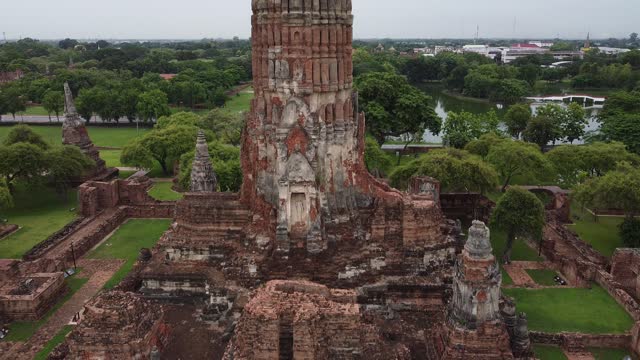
[156,112,201,130]
[75,87,100,123]
[0,84,27,120]
[178,140,242,192]
[442,110,500,149]
[491,79,530,104]
[58,38,79,49]
[504,104,532,139]
[547,143,636,188]
[619,218,640,248]
[561,103,587,144]
[2,124,49,150]
[465,132,505,159]
[137,89,171,123]
[491,187,545,263]
[364,137,393,178]
[121,125,197,175]
[200,109,244,146]
[486,140,549,192]
[523,115,560,149]
[517,64,540,87]
[0,179,13,221]
[599,91,640,154]
[0,143,47,190]
[46,146,95,197]
[574,163,640,216]
[42,90,65,122]
[389,148,498,194]
[356,72,441,145]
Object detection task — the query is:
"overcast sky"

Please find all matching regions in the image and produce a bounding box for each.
[2,0,637,40]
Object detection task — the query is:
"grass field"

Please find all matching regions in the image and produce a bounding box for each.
[568,206,624,258]
[0,186,78,259]
[99,149,123,168]
[223,88,253,114]
[503,285,634,334]
[533,344,567,360]
[148,182,183,201]
[87,219,170,289]
[5,273,88,342]
[501,267,514,286]
[527,269,561,286]
[0,125,145,149]
[589,347,634,360]
[33,325,73,360]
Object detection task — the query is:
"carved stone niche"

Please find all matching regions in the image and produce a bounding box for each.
[277,152,320,253]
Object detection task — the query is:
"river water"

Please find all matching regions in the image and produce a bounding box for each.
[418,84,601,144]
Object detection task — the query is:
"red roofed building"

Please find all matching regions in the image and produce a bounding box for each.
[159,74,176,81]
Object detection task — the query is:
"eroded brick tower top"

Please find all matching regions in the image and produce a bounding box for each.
[251,0,354,94]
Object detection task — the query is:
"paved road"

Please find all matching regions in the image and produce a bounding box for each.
[0,115,131,124]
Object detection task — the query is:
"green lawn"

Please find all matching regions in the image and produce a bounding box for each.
[568,206,624,258]
[223,88,253,114]
[533,344,568,360]
[0,186,78,259]
[491,229,542,262]
[87,219,170,289]
[503,285,634,334]
[0,125,144,149]
[501,267,514,286]
[13,105,50,116]
[33,325,73,360]
[148,182,183,201]
[118,170,136,179]
[527,269,561,286]
[589,347,634,360]
[5,273,88,342]
[99,149,122,168]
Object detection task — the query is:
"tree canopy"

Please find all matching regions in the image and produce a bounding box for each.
[356,72,441,145]
[486,139,550,192]
[491,186,545,263]
[121,124,197,175]
[389,148,498,194]
[2,125,49,150]
[504,103,532,139]
[442,110,499,149]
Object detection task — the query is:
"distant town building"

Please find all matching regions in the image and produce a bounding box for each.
[434,45,458,55]
[0,69,24,84]
[596,47,631,55]
[528,41,554,48]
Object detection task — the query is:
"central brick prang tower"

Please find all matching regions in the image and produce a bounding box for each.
[243,0,363,254]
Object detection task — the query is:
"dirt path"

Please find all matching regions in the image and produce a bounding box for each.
[564,350,595,360]
[1,259,124,360]
[503,262,538,287]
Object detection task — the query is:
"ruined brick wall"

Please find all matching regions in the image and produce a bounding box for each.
[78,177,166,218]
[0,273,66,321]
[612,249,640,300]
[530,331,631,350]
[223,280,407,360]
[68,291,170,359]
